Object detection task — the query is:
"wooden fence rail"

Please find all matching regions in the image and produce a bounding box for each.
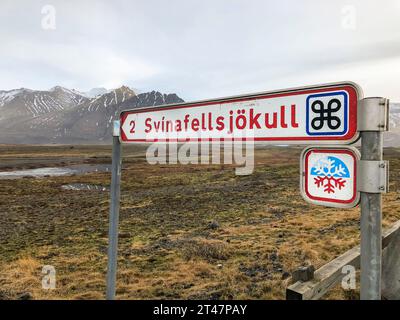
[286,220,400,300]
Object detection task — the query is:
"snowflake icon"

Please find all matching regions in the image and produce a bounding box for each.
[310,156,350,194]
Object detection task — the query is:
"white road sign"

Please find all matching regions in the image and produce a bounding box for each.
[120,82,362,144]
[300,146,360,208]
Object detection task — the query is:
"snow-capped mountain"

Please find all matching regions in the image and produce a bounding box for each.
[0,85,183,143]
[389,103,400,129]
[0,88,30,107]
[82,87,109,98]
[385,102,400,147]
[0,86,89,120]
[84,86,135,112]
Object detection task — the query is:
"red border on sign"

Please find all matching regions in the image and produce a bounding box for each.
[120,84,359,143]
[304,149,357,204]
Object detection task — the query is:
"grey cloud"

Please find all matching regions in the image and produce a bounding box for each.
[0,0,399,101]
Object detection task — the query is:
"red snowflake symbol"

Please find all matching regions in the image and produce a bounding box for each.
[312,158,347,194]
[314,176,346,194]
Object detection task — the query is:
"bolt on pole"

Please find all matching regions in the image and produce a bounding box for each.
[106,120,122,300]
[359,97,389,300]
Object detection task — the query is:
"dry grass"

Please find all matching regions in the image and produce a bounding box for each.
[0,145,399,300]
[181,239,230,261]
[0,256,45,299]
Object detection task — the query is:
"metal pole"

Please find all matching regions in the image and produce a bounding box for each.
[106,121,122,300]
[360,128,383,299]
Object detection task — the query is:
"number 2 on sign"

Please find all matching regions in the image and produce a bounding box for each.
[130,120,136,133]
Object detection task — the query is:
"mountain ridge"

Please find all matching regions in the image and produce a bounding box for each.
[0,85,184,144]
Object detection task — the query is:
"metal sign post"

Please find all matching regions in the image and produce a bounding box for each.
[360,130,383,300]
[358,97,389,300]
[106,120,122,300]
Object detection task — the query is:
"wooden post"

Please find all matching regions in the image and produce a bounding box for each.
[382,223,400,299]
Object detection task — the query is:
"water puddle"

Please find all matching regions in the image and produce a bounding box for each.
[0,164,111,179]
[61,183,109,192]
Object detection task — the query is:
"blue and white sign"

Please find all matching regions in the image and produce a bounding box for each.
[306,91,348,136]
[300,146,360,208]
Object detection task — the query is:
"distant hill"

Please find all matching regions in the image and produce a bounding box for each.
[0,86,88,120]
[0,86,183,144]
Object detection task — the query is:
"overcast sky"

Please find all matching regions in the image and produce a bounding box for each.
[1,0,400,101]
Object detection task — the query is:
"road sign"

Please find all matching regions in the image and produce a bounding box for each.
[120,82,362,144]
[300,146,360,208]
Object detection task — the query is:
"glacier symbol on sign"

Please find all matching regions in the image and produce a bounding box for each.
[310,156,350,194]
